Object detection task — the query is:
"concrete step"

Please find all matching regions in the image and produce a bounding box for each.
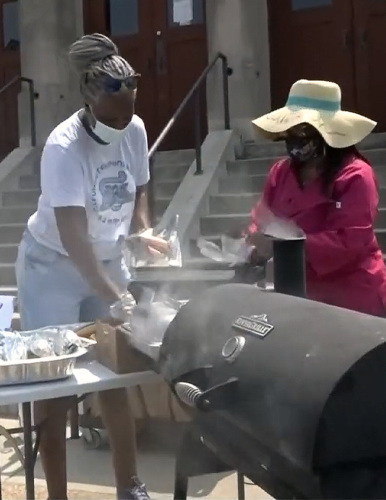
[19,174,40,190]
[200,214,250,236]
[228,156,386,180]
[0,207,35,224]
[377,208,386,228]
[0,244,19,263]
[0,263,16,287]
[376,229,386,251]
[209,198,386,223]
[0,286,17,296]
[153,149,195,167]
[2,189,40,207]
[154,196,172,216]
[219,174,266,194]
[227,157,281,176]
[153,180,180,198]
[11,312,20,330]
[0,224,25,244]
[152,163,190,182]
[209,193,258,215]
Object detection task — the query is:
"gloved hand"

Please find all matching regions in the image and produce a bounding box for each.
[109,291,137,323]
[246,232,273,263]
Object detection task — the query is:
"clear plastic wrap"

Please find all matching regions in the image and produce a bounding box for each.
[125,215,182,268]
[0,327,89,362]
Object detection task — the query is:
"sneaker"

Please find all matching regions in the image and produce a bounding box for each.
[117,477,150,500]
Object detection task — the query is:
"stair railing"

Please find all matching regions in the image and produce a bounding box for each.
[147,53,231,222]
[0,76,37,148]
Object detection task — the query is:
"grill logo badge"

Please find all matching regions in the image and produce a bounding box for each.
[232,314,274,338]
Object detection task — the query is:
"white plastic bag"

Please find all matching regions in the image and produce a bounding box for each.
[197,235,254,266]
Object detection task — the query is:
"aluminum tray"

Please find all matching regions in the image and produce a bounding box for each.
[0,340,94,387]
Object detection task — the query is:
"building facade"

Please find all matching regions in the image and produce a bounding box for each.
[0,0,385,160]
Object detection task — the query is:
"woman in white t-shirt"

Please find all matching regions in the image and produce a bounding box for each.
[15,34,163,500]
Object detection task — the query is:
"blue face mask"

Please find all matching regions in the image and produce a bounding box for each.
[285,136,324,163]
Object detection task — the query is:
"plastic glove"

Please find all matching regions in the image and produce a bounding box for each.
[109,292,137,323]
[246,232,273,262]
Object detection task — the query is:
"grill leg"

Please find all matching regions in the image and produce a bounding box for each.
[237,472,245,500]
[174,472,188,500]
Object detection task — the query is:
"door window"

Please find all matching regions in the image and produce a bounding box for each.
[106,0,138,37]
[168,0,204,27]
[2,1,19,50]
[291,0,331,10]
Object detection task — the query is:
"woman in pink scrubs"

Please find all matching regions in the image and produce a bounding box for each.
[247,79,386,316]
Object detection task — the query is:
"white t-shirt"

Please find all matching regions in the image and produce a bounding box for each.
[28,111,150,261]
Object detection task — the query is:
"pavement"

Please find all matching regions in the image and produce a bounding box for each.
[0,417,273,499]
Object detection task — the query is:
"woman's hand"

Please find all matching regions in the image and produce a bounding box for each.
[246,232,273,263]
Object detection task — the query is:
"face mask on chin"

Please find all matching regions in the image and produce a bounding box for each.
[89,107,129,145]
[285,136,324,163]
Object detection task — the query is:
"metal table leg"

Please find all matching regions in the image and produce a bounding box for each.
[22,402,35,500]
[237,472,246,500]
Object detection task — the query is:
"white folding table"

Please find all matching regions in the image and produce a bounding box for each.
[0,360,159,500]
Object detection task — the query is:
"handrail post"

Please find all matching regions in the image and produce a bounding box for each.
[26,79,37,147]
[221,56,231,130]
[148,155,156,225]
[194,90,203,175]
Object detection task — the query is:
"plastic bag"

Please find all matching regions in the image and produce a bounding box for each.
[125,215,182,268]
[197,235,254,266]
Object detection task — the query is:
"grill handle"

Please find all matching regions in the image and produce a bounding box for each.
[175,378,239,412]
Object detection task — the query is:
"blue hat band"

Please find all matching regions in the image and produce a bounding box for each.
[286,95,340,112]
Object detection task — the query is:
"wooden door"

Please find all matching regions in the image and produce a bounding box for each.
[0,0,20,161]
[268,0,356,112]
[83,0,208,150]
[152,0,208,150]
[83,0,157,143]
[352,0,386,131]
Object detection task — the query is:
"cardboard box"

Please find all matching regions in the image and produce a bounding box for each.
[93,322,191,423]
[95,321,152,374]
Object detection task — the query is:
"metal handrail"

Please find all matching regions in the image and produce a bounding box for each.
[148,52,231,174]
[0,76,37,147]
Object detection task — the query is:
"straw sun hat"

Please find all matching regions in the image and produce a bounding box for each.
[252,79,376,148]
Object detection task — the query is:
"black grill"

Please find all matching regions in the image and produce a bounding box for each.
[153,239,386,499]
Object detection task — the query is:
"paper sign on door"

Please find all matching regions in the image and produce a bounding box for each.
[173,0,193,26]
[0,296,15,330]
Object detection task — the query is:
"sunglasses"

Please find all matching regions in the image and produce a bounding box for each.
[100,73,141,93]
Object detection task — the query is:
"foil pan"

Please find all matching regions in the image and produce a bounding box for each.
[0,343,93,387]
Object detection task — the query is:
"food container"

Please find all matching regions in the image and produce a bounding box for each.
[0,344,92,387]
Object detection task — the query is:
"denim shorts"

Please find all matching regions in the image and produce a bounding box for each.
[15,231,130,330]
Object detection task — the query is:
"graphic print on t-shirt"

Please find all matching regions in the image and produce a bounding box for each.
[91,160,136,225]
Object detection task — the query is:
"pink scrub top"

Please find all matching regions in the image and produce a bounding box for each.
[248,154,386,316]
